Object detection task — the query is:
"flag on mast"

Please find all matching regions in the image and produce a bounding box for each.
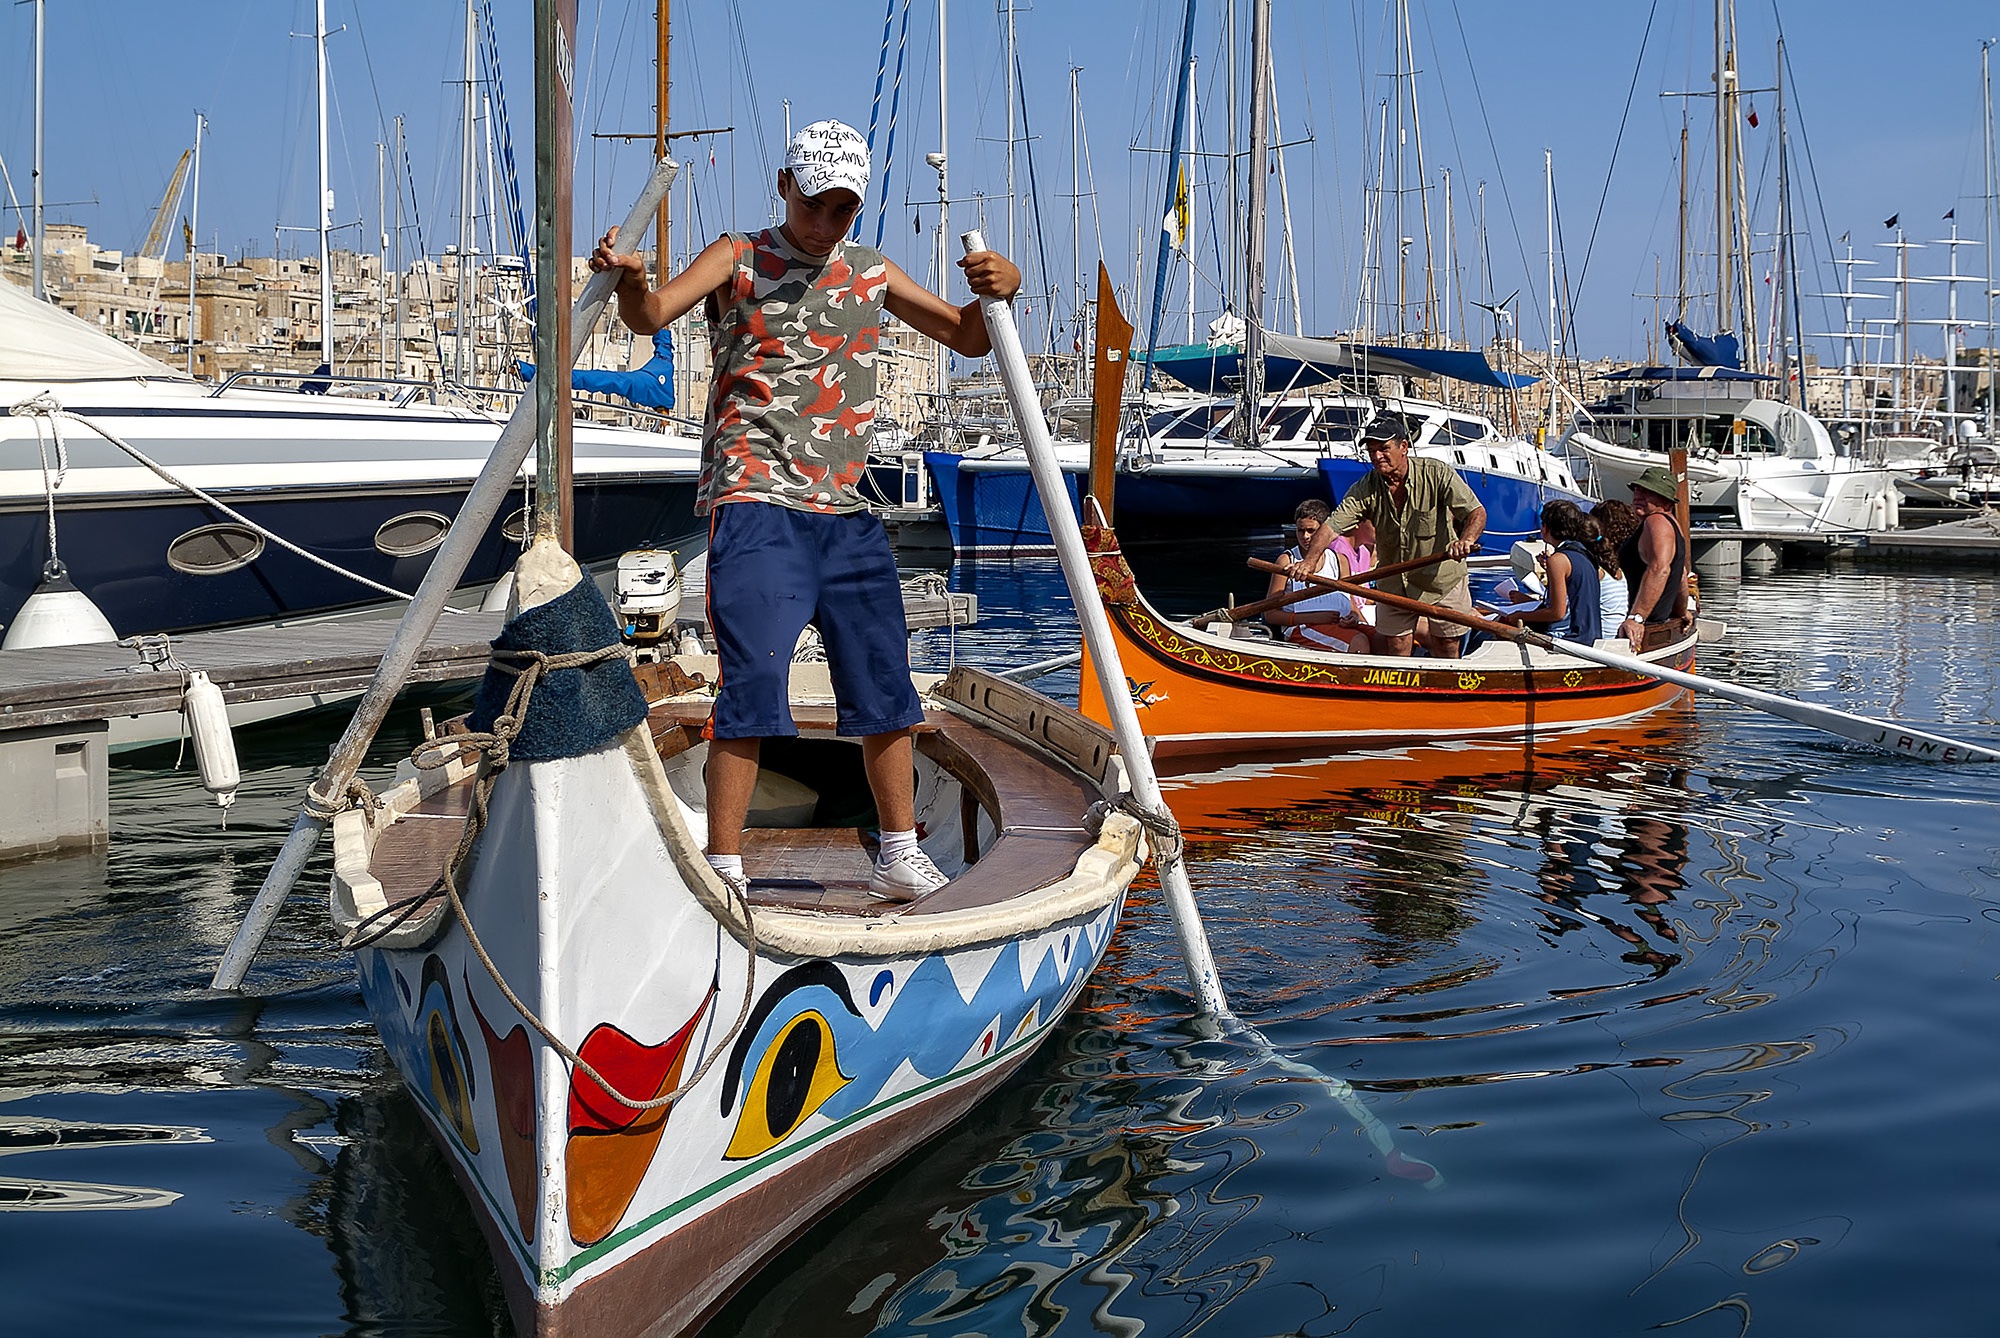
[1164,165,1189,251]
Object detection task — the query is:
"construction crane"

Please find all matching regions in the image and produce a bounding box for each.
[134,149,193,341]
[140,149,192,262]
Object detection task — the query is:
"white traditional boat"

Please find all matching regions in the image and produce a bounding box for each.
[327,540,1145,1335]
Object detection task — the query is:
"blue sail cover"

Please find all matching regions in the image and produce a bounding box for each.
[517,329,676,409]
[1140,332,1538,392]
[1664,320,1742,370]
[1602,365,1769,383]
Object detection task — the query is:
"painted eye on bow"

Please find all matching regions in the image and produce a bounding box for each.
[723,1009,852,1161]
[418,966,480,1154]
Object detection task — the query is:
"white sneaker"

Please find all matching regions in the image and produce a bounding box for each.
[869,846,948,902]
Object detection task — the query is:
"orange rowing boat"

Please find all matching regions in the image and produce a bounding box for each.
[1076,521,1699,758]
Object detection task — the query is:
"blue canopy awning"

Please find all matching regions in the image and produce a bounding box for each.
[1139,332,1539,392]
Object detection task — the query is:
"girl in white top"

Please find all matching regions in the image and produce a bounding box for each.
[1262,501,1373,653]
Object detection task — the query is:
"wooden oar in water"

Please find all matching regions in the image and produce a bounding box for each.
[1246,557,2000,764]
[1192,549,1451,627]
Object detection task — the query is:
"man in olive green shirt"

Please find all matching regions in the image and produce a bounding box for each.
[1290,413,1486,658]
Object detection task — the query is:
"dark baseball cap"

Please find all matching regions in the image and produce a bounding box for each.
[1360,412,1415,444]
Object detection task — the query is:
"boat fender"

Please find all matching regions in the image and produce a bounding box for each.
[480,571,517,613]
[676,626,705,657]
[0,564,118,651]
[184,671,241,813]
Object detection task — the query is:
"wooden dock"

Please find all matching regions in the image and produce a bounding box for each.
[0,579,978,861]
[1690,515,2000,576]
[0,613,505,735]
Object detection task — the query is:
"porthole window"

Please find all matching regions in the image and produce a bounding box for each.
[501,507,530,543]
[167,524,265,575]
[375,511,452,557]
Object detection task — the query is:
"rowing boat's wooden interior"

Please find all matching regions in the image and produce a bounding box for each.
[366,680,1101,924]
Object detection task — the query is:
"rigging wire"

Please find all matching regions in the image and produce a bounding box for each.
[1574,0,1660,306]
[1446,0,1546,353]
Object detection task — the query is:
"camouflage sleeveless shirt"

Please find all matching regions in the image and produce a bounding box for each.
[699,228,888,515]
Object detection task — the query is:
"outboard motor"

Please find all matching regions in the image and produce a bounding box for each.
[614,549,683,646]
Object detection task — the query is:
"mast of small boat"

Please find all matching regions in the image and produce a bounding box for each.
[1088,261,1133,523]
[29,0,43,301]
[533,0,578,551]
[315,0,334,374]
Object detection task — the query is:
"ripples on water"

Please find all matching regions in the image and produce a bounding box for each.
[3,558,1997,1337]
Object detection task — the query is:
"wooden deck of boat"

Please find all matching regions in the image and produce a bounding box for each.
[368,693,1100,924]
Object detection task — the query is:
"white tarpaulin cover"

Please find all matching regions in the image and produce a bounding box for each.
[0,279,190,383]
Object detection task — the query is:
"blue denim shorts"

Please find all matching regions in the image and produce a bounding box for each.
[705,500,924,739]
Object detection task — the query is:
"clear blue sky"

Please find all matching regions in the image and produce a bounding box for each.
[4,0,1996,364]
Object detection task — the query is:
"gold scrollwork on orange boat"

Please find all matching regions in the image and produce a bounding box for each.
[1126,608,1351,687]
[1564,670,1583,687]
[1457,672,1486,690]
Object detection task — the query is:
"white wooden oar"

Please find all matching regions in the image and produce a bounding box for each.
[966,230,1232,1017]
[1253,559,2000,765]
[210,160,680,991]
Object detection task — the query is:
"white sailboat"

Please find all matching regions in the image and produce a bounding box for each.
[1557,4,1900,534]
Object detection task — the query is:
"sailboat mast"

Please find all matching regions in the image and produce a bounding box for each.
[1774,39,1791,404]
[394,116,405,378]
[656,0,671,292]
[30,0,43,301]
[189,114,204,378]
[1004,0,1017,260]
[1676,115,1688,321]
[1185,58,1196,345]
[1272,79,1302,336]
[1240,0,1269,443]
[316,0,333,371]
[1985,39,1997,440]
[1141,0,1200,390]
[457,0,476,381]
[531,0,577,549]
[376,140,387,379]
[1069,67,1080,346]
[931,0,949,411]
[1714,0,1730,340]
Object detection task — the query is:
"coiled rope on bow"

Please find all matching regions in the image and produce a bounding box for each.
[350,640,758,1112]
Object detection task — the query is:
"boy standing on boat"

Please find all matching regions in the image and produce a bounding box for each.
[1292,414,1486,658]
[589,119,1021,902]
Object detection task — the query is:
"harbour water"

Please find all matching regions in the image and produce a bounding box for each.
[4,547,1998,1336]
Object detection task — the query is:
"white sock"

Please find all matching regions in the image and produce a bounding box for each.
[877,828,919,862]
[706,853,744,881]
